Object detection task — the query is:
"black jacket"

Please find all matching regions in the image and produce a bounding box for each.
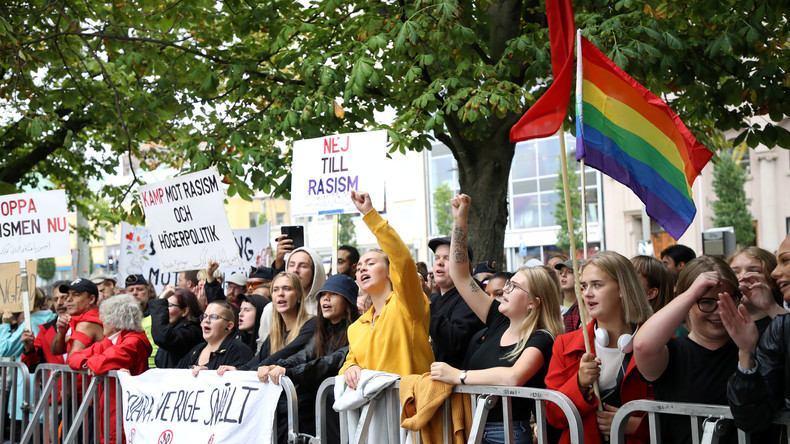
[239,317,316,370]
[205,280,225,304]
[430,287,485,368]
[177,333,253,370]
[148,298,204,368]
[728,314,790,433]
[277,319,352,385]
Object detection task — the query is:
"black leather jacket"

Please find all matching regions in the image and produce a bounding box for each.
[728,314,790,433]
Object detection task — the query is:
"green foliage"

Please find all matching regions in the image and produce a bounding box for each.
[553,158,583,254]
[338,213,356,247]
[433,182,454,236]
[257,212,268,226]
[0,0,787,261]
[712,152,755,246]
[37,257,56,281]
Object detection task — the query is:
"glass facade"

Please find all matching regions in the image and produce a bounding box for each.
[427,132,603,267]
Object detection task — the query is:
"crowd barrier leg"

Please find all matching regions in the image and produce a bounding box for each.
[0,362,32,444]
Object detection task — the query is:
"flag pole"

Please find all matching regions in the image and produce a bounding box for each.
[576,29,589,260]
[566,27,601,406]
[580,159,588,259]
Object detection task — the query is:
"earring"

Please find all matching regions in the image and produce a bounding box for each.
[224,327,230,332]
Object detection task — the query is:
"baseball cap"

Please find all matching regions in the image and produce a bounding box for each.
[59,278,99,296]
[428,237,474,263]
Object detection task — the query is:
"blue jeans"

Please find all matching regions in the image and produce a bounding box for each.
[481,421,532,444]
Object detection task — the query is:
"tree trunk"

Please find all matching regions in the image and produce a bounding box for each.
[452,131,516,271]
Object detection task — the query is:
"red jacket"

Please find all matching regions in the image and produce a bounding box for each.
[68,330,151,444]
[545,321,652,444]
[21,319,65,403]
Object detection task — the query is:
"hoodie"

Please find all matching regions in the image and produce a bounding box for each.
[256,246,326,350]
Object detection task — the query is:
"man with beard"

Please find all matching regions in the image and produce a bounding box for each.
[21,281,69,368]
[124,274,158,367]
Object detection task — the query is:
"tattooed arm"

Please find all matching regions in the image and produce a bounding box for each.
[449,194,493,323]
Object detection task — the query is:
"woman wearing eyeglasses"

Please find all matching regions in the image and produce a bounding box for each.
[177,300,253,374]
[429,194,563,444]
[634,256,741,443]
[148,287,204,368]
[545,251,653,444]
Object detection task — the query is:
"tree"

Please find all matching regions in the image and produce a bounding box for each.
[711,150,755,246]
[553,158,583,254]
[1,0,788,262]
[433,182,454,235]
[37,257,56,281]
[338,213,357,247]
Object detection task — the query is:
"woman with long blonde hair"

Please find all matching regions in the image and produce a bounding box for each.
[430,194,563,444]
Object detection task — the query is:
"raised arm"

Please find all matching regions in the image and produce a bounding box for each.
[633,271,720,381]
[352,191,425,317]
[448,194,492,323]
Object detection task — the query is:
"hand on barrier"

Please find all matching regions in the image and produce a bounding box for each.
[429,362,460,385]
[268,366,286,385]
[257,365,274,383]
[344,365,362,390]
[217,365,236,376]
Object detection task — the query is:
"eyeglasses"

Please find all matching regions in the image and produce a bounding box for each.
[200,313,231,323]
[167,303,184,309]
[696,293,742,313]
[504,280,528,294]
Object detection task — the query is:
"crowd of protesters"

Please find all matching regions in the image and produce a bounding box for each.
[3,191,790,443]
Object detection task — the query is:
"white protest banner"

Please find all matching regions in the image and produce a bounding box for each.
[118,222,179,294]
[0,190,69,263]
[290,130,387,216]
[139,168,242,272]
[119,369,282,444]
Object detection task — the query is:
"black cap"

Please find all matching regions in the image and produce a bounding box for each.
[249,266,274,281]
[473,260,497,276]
[428,237,474,263]
[124,274,149,288]
[59,278,99,296]
[554,259,582,271]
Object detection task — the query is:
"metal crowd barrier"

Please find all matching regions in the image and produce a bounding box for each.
[610,399,790,444]
[14,364,300,444]
[312,377,584,444]
[0,360,31,443]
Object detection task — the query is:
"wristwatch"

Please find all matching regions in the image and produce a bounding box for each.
[459,371,468,385]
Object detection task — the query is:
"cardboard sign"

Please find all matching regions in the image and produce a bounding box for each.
[0,190,69,263]
[138,168,242,272]
[290,130,387,216]
[119,369,282,444]
[0,261,37,312]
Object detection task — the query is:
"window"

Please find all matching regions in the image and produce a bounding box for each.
[275,212,285,225]
[249,212,259,227]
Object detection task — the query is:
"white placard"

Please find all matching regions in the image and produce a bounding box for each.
[290,130,387,216]
[119,369,282,444]
[120,222,272,293]
[118,222,179,294]
[0,189,70,263]
[138,168,242,272]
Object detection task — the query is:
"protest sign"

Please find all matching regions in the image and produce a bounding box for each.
[138,168,242,272]
[119,369,282,444]
[120,222,272,293]
[290,130,387,216]
[0,261,37,312]
[219,222,272,277]
[0,190,69,263]
[118,222,179,294]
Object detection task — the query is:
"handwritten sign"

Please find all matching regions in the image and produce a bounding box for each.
[290,130,387,216]
[138,168,242,272]
[119,369,282,444]
[0,261,37,312]
[120,223,272,293]
[0,190,69,263]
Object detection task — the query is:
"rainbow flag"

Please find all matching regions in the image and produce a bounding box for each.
[575,34,713,240]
